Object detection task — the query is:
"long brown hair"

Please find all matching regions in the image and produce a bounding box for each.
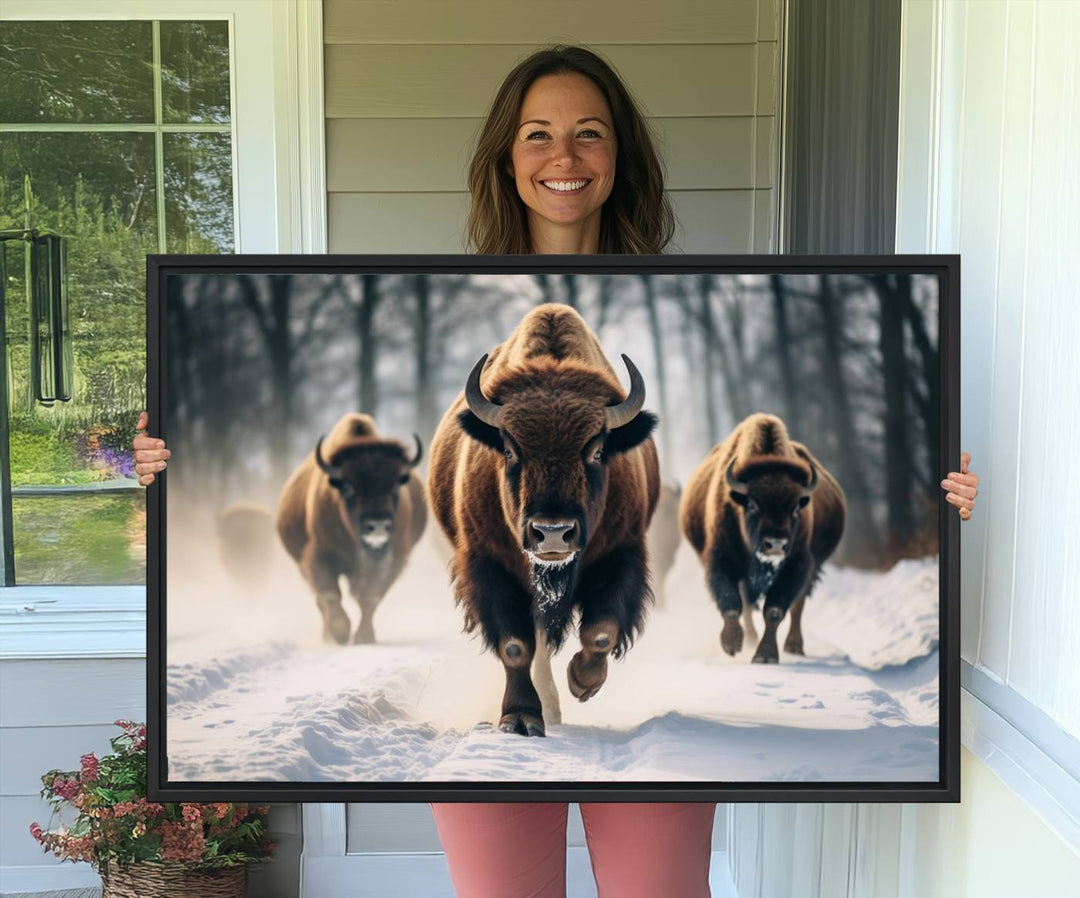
[466,45,676,255]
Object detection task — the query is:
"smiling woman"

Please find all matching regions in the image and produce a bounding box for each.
[509,73,618,252]
[465,45,674,255]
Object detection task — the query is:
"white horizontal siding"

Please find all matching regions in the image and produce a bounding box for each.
[324,0,761,45]
[325,44,765,118]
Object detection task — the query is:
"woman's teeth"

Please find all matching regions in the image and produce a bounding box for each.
[542,180,588,192]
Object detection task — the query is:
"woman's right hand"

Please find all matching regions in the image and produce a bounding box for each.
[133,411,170,486]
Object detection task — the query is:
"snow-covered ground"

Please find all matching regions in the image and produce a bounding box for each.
[166,530,940,784]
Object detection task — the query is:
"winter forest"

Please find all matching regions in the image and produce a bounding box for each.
[165,270,940,568]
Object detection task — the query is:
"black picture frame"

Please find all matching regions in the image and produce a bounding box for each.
[147,253,960,803]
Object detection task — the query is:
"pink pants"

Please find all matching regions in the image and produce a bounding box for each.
[430,802,716,898]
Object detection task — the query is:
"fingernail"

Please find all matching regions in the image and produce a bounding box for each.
[164,450,171,458]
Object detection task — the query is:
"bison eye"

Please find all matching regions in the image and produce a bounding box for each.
[504,448,516,463]
[399,473,410,485]
[747,498,759,515]
[592,448,604,463]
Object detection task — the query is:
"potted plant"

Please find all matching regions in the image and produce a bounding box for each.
[30,720,274,897]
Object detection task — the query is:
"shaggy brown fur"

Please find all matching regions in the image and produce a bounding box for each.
[681,413,846,663]
[428,304,660,736]
[276,413,426,645]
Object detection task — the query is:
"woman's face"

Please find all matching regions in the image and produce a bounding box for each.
[508,73,617,240]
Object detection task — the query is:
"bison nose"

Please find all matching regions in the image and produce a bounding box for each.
[528,517,579,555]
[360,516,393,548]
[761,535,788,554]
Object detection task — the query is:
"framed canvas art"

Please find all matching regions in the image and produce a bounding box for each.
[147,254,960,802]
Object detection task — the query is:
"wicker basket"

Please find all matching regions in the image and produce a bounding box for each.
[100,862,247,897]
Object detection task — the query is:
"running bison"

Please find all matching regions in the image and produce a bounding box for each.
[428,304,660,737]
[276,413,426,645]
[680,413,845,663]
[216,502,276,596]
[648,481,683,611]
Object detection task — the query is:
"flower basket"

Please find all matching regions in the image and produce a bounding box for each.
[30,721,274,891]
[101,861,247,898]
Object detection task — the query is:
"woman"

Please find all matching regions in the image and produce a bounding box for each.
[134,45,980,898]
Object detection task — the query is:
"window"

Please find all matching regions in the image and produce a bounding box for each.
[1,18,234,586]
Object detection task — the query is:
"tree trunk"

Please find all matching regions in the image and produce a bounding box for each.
[697,275,721,446]
[414,274,435,437]
[770,274,802,436]
[564,274,579,309]
[817,275,880,562]
[641,274,671,476]
[267,274,294,484]
[880,274,913,553]
[357,274,381,416]
[700,275,743,434]
[902,279,940,512]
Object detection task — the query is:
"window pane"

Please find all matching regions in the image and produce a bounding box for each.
[0,21,154,124]
[164,133,235,252]
[1,131,156,481]
[12,493,146,585]
[160,21,232,124]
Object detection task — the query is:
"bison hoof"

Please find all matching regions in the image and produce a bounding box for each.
[783,639,805,656]
[323,612,351,645]
[353,626,375,645]
[567,650,608,702]
[752,647,780,664]
[720,620,744,656]
[498,712,545,737]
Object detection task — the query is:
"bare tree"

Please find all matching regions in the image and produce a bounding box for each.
[879,274,914,550]
[770,274,802,435]
[640,274,672,474]
[816,274,881,559]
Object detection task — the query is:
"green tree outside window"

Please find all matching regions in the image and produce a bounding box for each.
[0,20,234,585]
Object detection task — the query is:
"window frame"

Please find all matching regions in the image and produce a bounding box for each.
[0,0,326,659]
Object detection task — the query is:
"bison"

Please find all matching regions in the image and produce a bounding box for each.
[680,413,845,663]
[647,481,683,611]
[276,413,426,645]
[428,304,660,737]
[216,502,276,596]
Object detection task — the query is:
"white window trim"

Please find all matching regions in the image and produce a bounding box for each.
[0,0,326,660]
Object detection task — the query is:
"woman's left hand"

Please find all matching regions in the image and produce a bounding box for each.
[941,452,979,521]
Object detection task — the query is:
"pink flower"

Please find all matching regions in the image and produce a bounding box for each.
[80,753,99,782]
[160,821,206,863]
[181,804,202,824]
[30,822,44,842]
[137,799,166,818]
[52,778,80,801]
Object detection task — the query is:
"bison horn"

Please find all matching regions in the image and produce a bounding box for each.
[314,436,341,477]
[464,354,504,428]
[725,459,749,496]
[604,354,646,431]
[407,433,423,468]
